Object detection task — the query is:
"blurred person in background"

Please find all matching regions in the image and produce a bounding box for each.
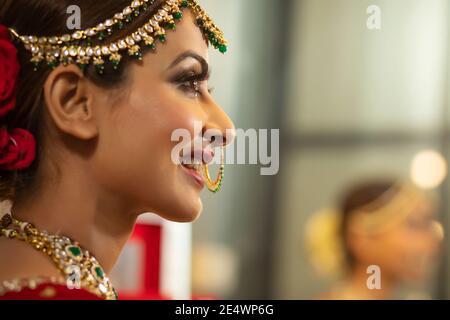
[306,179,443,300]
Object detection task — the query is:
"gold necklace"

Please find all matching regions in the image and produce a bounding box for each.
[0,213,118,300]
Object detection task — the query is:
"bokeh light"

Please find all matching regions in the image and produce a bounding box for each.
[410,150,448,189]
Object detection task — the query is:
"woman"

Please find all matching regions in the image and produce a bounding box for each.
[306,180,443,300]
[0,0,235,299]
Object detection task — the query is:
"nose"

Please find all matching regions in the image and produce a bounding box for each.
[431,220,444,243]
[202,98,236,148]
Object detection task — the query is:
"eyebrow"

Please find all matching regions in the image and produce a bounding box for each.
[167,50,210,74]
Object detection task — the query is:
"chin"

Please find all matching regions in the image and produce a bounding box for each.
[157,198,203,223]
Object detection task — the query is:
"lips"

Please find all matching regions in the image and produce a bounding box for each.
[181,162,203,172]
[180,149,214,189]
[181,162,205,188]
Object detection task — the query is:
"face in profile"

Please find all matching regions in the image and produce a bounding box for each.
[349,197,442,283]
[379,199,442,282]
[70,11,235,222]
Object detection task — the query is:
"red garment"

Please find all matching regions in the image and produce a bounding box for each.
[0,282,104,300]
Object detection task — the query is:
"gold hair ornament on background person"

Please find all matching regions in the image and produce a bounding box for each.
[305,208,347,279]
[202,146,224,193]
[346,183,433,236]
[9,0,228,74]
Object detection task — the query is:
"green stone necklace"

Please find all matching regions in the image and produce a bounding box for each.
[0,213,118,300]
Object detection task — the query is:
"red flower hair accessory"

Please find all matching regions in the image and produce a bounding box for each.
[0,24,36,171]
[0,128,36,170]
[0,25,20,117]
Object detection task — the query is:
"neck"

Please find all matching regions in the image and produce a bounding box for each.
[344,264,394,300]
[11,166,138,273]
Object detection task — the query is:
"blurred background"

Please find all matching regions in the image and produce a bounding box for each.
[114,0,450,300]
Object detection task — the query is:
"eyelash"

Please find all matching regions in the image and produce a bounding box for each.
[177,80,202,98]
[174,71,212,98]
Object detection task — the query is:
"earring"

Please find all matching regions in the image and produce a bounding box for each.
[203,146,225,193]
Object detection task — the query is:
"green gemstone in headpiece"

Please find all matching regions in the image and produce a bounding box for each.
[174,12,183,20]
[219,44,227,54]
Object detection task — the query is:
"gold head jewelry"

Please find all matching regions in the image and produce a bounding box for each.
[8,0,227,74]
[347,183,430,235]
[202,146,224,193]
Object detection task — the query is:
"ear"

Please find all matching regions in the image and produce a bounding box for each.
[43,64,98,140]
[346,232,369,261]
[347,232,380,265]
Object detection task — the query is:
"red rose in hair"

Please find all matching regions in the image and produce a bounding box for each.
[0,128,36,170]
[0,24,20,117]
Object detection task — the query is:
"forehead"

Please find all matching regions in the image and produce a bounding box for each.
[411,196,436,219]
[141,10,209,71]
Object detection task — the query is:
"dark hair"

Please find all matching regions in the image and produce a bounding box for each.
[0,0,165,201]
[339,179,399,269]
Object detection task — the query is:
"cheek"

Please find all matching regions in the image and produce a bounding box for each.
[380,230,430,276]
[359,234,400,267]
[93,84,203,213]
[129,87,200,155]
[111,85,197,155]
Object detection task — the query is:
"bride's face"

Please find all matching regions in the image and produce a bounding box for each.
[84,11,235,221]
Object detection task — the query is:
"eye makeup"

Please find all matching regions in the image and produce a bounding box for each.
[169,60,210,98]
[167,50,212,98]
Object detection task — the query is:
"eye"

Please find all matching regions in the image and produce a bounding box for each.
[177,80,202,99]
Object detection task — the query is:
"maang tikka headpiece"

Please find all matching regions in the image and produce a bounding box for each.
[8,0,227,75]
[2,0,227,192]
